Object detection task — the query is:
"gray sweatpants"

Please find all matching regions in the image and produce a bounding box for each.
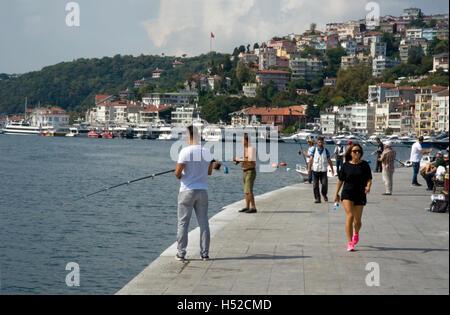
[382,170,394,194]
[177,190,210,258]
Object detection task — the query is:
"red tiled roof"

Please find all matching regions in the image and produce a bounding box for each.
[376,83,396,88]
[96,95,113,103]
[153,69,165,73]
[141,105,173,112]
[238,105,306,117]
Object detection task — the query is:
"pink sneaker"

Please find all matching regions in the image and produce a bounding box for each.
[353,233,359,245]
[347,242,355,252]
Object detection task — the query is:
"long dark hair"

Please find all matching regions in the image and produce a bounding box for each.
[345,143,364,162]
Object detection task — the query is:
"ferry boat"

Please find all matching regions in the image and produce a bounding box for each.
[2,121,42,135]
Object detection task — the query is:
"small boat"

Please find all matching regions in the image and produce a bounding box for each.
[295,164,337,179]
[88,131,100,138]
[101,132,115,139]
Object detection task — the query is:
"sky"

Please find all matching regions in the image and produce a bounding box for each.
[0,0,448,74]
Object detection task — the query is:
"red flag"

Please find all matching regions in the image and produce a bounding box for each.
[211,32,215,38]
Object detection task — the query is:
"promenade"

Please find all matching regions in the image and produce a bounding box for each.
[117,168,449,295]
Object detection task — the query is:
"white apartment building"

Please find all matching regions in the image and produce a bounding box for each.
[243,83,257,98]
[406,28,423,40]
[289,57,323,81]
[30,107,69,127]
[142,91,199,108]
[341,40,356,56]
[351,103,375,135]
[372,56,400,77]
[367,83,396,105]
[320,112,337,135]
[375,102,395,133]
[258,48,277,70]
[336,105,353,132]
[171,106,197,126]
[435,88,449,132]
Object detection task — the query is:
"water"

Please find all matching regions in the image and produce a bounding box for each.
[0,135,430,294]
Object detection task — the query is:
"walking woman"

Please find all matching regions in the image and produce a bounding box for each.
[334,143,372,252]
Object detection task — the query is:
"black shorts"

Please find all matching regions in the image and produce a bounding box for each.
[341,191,367,206]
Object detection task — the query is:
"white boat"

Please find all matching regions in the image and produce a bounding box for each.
[2,120,42,135]
[203,125,223,142]
[282,130,319,143]
[295,163,337,179]
[66,127,80,137]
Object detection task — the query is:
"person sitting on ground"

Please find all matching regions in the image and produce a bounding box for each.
[425,151,446,191]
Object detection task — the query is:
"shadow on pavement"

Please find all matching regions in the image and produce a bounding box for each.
[365,246,449,254]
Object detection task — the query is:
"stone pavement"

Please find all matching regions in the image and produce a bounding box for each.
[117,168,449,295]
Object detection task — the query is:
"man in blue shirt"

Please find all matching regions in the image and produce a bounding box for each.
[308,137,335,203]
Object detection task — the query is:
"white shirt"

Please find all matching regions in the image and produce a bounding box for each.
[177,145,213,192]
[410,142,423,163]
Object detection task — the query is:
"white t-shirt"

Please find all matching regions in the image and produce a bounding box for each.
[177,145,213,192]
[410,142,423,163]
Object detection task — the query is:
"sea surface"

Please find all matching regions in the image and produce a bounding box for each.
[0,135,430,294]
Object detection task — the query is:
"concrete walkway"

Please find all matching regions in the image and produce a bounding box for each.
[117,169,449,295]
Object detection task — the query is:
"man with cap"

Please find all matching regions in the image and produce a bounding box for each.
[410,136,433,187]
[334,141,345,175]
[424,151,446,191]
[380,141,396,195]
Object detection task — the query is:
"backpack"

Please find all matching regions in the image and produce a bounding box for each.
[429,200,449,213]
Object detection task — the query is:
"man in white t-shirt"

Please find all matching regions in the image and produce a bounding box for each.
[175,126,216,262]
[410,136,433,187]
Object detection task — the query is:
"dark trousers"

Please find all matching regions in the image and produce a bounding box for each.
[336,159,343,175]
[308,171,313,184]
[412,162,420,185]
[313,171,328,201]
[425,172,436,190]
[375,157,383,172]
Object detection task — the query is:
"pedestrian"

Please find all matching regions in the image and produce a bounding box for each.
[373,138,384,173]
[380,141,396,195]
[334,141,345,175]
[234,133,257,213]
[174,125,216,262]
[410,136,433,187]
[308,137,335,203]
[424,151,446,191]
[300,138,315,184]
[334,143,373,252]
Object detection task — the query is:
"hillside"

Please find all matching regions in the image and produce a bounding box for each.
[0,53,228,115]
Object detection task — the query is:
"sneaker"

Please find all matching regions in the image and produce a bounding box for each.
[314,200,321,204]
[411,183,422,187]
[347,242,355,252]
[239,208,249,213]
[323,196,329,202]
[353,234,359,245]
[382,193,392,196]
[175,254,188,263]
[245,208,257,214]
[201,256,210,261]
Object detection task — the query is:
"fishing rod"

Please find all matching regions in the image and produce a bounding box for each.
[360,139,406,167]
[63,169,175,205]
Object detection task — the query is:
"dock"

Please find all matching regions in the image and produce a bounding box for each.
[117,168,449,295]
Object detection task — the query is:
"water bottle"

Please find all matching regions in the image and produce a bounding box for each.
[333,202,340,211]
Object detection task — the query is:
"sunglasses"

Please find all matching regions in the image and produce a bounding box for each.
[352,150,362,154]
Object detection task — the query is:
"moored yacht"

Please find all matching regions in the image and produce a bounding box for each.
[2,120,42,135]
